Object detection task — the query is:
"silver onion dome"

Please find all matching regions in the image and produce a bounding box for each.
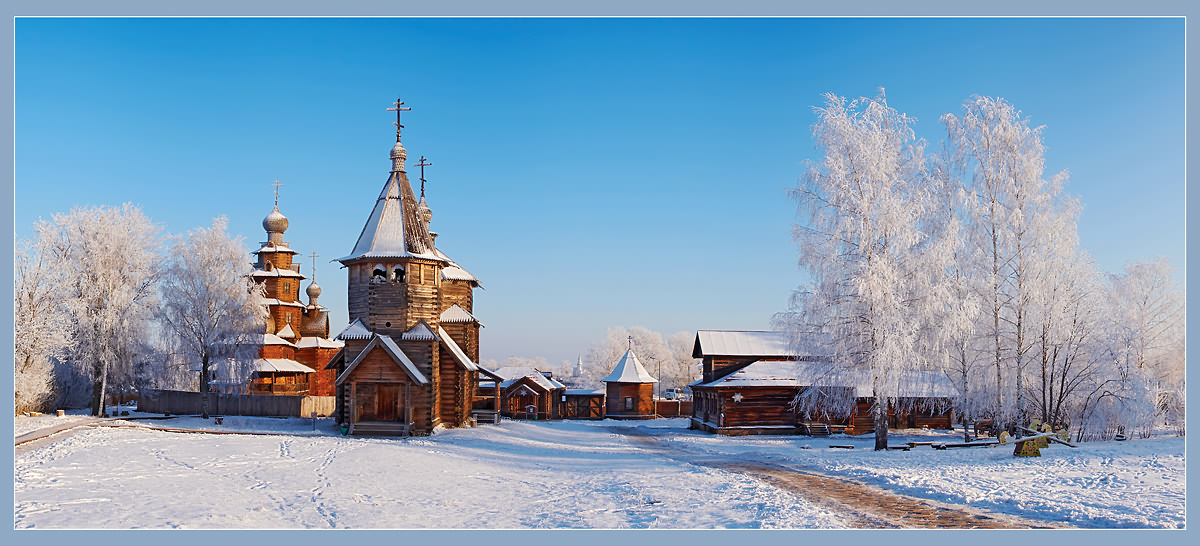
[263,206,289,234]
[306,280,322,301]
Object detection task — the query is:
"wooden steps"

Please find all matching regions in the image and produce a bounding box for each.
[350,420,412,436]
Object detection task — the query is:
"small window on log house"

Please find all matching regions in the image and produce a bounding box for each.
[265,262,273,271]
[624,397,633,411]
[373,268,386,281]
[286,313,292,324]
[395,267,405,283]
[284,281,291,293]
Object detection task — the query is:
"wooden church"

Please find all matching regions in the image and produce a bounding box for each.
[326,100,490,436]
[246,188,343,396]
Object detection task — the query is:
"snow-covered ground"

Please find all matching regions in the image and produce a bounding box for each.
[13,415,1184,529]
[14,416,845,529]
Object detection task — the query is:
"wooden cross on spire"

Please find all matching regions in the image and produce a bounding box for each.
[309,251,319,281]
[628,336,634,350]
[386,98,411,140]
[415,156,432,197]
[272,179,284,208]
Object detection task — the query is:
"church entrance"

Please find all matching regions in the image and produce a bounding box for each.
[356,383,404,422]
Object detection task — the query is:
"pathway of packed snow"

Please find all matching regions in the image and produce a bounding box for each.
[13,416,846,529]
[636,420,1186,529]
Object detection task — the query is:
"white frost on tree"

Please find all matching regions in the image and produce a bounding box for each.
[582,327,699,393]
[39,204,162,416]
[782,91,939,451]
[159,217,266,419]
[13,237,72,413]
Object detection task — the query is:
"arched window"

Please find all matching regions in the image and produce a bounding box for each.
[372,263,386,281]
[395,266,406,283]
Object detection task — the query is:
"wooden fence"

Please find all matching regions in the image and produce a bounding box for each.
[139,389,336,417]
[655,400,693,418]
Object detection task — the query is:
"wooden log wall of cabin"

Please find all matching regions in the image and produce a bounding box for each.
[404,259,443,328]
[395,338,439,431]
[365,279,409,337]
[437,346,471,426]
[606,383,654,417]
[714,387,805,428]
[703,356,761,383]
[347,263,369,324]
[441,280,474,315]
[440,322,480,364]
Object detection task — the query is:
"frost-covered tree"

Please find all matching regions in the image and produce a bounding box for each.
[926,150,983,441]
[14,237,72,412]
[580,327,697,394]
[784,92,935,450]
[39,204,162,416]
[1099,259,1185,437]
[159,217,265,419]
[942,96,1069,427]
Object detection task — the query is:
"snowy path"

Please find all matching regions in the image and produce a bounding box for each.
[14,418,847,529]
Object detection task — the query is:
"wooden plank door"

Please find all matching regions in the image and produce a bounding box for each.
[377,384,399,421]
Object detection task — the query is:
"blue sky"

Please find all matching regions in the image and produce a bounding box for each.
[14,17,1185,365]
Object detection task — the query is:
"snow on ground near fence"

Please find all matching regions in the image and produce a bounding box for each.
[14,416,846,529]
[636,419,1186,529]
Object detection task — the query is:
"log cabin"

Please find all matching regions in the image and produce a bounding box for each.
[689,330,955,435]
[491,367,566,420]
[602,344,658,420]
[324,101,489,435]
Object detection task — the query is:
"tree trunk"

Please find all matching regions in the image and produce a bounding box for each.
[873,393,888,451]
[91,359,109,417]
[200,354,210,419]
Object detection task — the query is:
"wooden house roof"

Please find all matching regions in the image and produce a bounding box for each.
[439,304,481,324]
[252,358,316,373]
[334,334,429,386]
[336,318,372,340]
[692,330,796,358]
[261,333,296,347]
[294,336,344,349]
[493,367,566,390]
[400,321,438,341]
[694,360,957,398]
[602,349,658,384]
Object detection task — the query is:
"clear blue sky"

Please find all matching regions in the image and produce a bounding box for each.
[14,17,1185,365]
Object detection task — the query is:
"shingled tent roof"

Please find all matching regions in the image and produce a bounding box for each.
[337,143,441,263]
[602,349,658,384]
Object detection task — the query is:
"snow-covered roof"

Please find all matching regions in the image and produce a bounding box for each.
[400,321,438,342]
[294,336,345,349]
[493,367,565,391]
[565,389,605,396]
[336,318,372,340]
[276,324,297,339]
[697,360,957,397]
[602,349,658,384]
[437,326,477,371]
[253,358,316,374]
[335,334,429,386]
[337,171,442,263]
[441,264,479,283]
[261,333,295,347]
[440,304,481,324]
[251,268,306,279]
[253,243,298,255]
[693,330,797,358]
[260,297,306,308]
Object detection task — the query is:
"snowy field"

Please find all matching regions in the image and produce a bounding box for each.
[12,415,1185,529]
